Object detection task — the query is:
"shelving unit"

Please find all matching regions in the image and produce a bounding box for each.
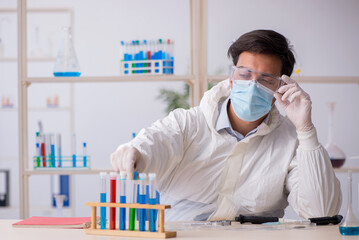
[14,3,82,219]
[17,0,207,219]
[15,0,357,220]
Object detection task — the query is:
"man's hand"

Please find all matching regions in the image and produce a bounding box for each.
[110,145,145,180]
[274,75,314,132]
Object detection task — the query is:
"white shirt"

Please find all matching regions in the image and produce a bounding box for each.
[215,97,270,141]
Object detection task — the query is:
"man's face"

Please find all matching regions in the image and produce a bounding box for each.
[230,52,282,105]
[230,51,282,89]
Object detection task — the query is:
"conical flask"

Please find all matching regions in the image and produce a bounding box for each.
[53,27,81,77]
[339,170,359,235]
[325,102,345,168]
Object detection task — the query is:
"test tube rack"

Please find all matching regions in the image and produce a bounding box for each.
[121,59,174,75]
[86,202,177,238]
[33,155,90,169]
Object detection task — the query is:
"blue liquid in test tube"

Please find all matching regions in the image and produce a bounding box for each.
[139,173,147,231]
[100,172,107,229]
[83,142,87,167]
[119,171,126,230]
[57,133,62,167]
[72,133,76,167]
[149,173,157,232]
[50,134,55,167]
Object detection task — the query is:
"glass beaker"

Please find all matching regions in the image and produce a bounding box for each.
[53,27,81,77]
[54,194,67,217]
[325,102,346,168]
[339,170,359,235]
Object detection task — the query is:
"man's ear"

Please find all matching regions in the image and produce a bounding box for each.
[229,79,233,89]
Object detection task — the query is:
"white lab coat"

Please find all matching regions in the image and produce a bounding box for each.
[125,79,342,221]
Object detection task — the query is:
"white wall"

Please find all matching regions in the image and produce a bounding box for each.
[0,0,359,219]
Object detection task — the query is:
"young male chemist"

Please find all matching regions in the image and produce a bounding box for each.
[111,29,342,221]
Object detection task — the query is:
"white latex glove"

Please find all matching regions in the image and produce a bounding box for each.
[110,145,146,180]
[274,75,314,132]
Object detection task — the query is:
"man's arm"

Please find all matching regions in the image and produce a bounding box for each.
[111,108,197,186]
[274,75,342,218]
[285,127,342,218]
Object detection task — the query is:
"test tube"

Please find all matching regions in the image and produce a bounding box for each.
[139,173,147,231]
[100,172,107,229]
[41,134,46,167]
[83,142,87,167]
[50,134,55,168]
[149,173,157,232]
[57,133,62,167]
[119,171,126,230]
[72,133,76,167]
[110,172,117,229]
[35,132,41,167]
[129,172,138,231]
[120,41,126,61]
[46,134,51,167]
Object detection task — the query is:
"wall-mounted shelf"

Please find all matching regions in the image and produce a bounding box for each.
[207,75,359,84]
[0,107,71,112]
[24,169,112,176]
[0,57,56,62]
[334,167,359,173]
[23,75,195,84]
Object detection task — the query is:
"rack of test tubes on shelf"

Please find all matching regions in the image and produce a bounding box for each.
[120,39,174,75]
[33,132,90,169]
[85,172,176,238]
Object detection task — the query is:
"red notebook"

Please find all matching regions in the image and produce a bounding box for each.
[12,216,93,229]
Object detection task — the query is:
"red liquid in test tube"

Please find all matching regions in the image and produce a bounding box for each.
[110,172,117,229]
[41,142,46,167]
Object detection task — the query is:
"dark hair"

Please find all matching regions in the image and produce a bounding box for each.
[227,29,296,76]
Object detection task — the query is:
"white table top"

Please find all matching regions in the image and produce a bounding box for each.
[2,220,348,240]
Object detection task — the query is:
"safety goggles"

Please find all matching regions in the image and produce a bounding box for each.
[230,66,284,95]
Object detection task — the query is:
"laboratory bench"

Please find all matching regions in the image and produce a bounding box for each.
[2,219,348,240]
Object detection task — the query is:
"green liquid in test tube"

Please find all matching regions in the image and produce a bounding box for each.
[129,172,138,231]
[36,132,41,167]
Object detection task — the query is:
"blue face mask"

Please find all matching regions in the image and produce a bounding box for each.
[230,80,273,121]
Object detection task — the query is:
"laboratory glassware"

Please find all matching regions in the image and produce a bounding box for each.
[53,27,81,77]
[110,172,117,229]
[35,132,41,167]
[72,133,76,167]
[57,134,62,167]
[50,134,55,167]
[100,172,107,229]
[339,170,359,235]
[139,173,147,231]
[54,195,67,217]
[149,173,157,232]
[83,142,87,167]
[129,172,138,231]
[119,171,126,230]
[324,102,346,168]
